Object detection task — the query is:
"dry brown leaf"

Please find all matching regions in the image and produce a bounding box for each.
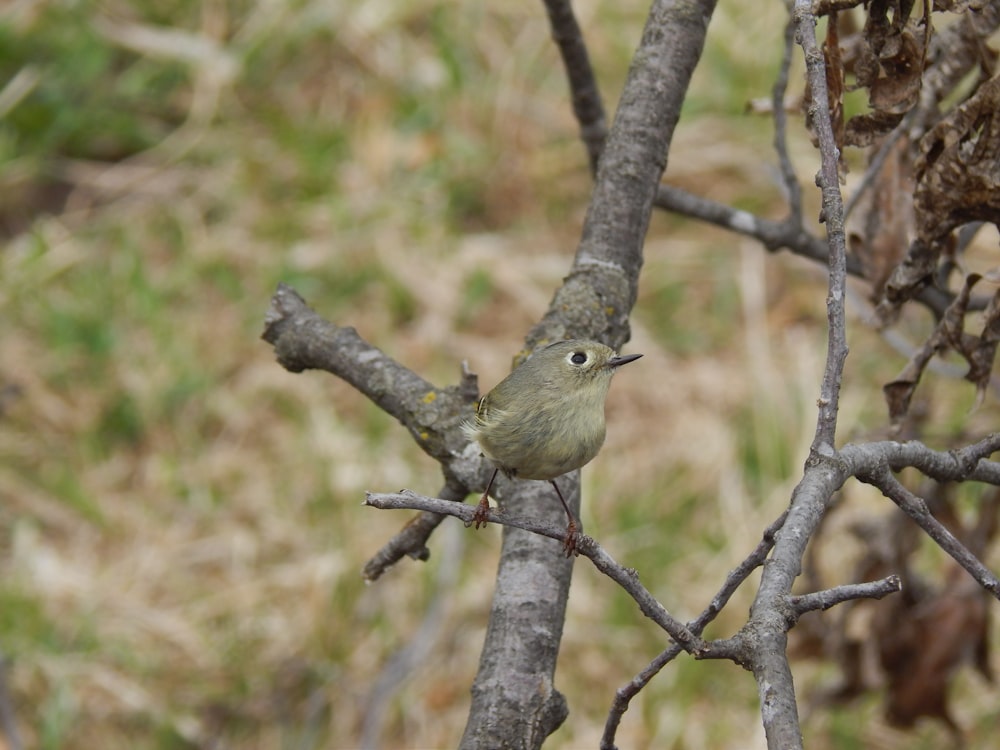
[803,483,997,737]
[867,24,924,115]
[883,273,978,423]
[915,75,1000,244]
[824,11,847,152]
[876,572,988,737]
[847,135,916,295]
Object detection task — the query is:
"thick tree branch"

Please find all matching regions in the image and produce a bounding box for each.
[262,283,486,580]
[454,2,721,747]
[527,0,717,352]
[262,283,479,466]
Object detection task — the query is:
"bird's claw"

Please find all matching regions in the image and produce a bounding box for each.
[562,521,580,557]
[469,495,491,529]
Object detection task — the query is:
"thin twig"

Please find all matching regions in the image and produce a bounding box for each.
[796,0,850,452]
[652,182,959,317]
[362,481,468,582]
[838,435,1000,484]
[856,466,1000,599]
[599,510,788,750]
[788,575,902,615]
[543,0,608,174]
[654,185,854,267]
[773,15,803,221]
[364,490,704,653]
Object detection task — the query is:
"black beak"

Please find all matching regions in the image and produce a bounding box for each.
[609,353,642,368]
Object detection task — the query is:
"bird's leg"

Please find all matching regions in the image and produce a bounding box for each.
[549,479,580,557]
[470,468,499,529]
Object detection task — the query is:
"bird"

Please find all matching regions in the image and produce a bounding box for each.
[463,339,642,554]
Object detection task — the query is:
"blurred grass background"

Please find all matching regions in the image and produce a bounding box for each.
[1,0,998,748]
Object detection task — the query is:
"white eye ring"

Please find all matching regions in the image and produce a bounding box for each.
[568,351,588,366]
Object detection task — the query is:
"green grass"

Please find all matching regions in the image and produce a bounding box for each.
[2,1,998,749]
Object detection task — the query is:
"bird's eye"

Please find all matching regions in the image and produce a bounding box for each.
[570,351,588,365]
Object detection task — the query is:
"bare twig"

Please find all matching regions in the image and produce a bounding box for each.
[856,466,1000,599]
[773,15,803,221]
[726,3,855,746]
[600,510,788,750]
[361,481,467,582]
[652,181,958,317]
[262,283,479,467]
[364,490,703,652]
[838,435,1000,484]
[543,0,607,174]
[654,185,850,265]
[788,575,902,615]
[797,8,850,453]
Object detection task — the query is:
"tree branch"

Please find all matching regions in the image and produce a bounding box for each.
[262,283,479,467]
[600,509,789,750]
[653,185,850,265]
[454,1,721,746]
[527,0,718,352]
[718,4,856,745]
[856,466,1000,599]
[797,8,850,453]
[262,283,486,580]
[788,576,902,615]
[772,14,804,223]
[361,481,466,582]
[543,0,607,175]
[364,490,703,652]
[839,434,1000,484]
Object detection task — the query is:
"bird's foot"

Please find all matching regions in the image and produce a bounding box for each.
[469,494,491,529]
[562,520,580,557]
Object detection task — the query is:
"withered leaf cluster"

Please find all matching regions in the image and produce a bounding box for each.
[884,274,1000,423]
[811,0,1000,421]
[795,485,998,737]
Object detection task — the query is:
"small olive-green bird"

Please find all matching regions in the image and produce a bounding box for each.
[463,339,642,553]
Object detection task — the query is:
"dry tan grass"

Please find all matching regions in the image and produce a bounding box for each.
[2,1,998,749]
